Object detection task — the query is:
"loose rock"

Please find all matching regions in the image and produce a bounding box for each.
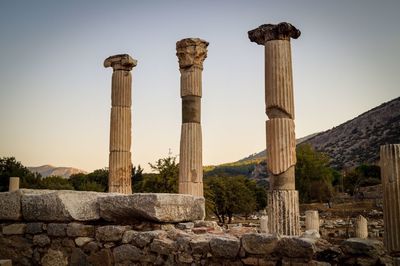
[33,234,50,247]
[210,236,240,258]
[2,224,26,235]
[41,249,68,266]
[96,225,131,242]
[241,233,279,255]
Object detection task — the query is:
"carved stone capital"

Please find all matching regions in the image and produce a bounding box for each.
[176,38,208,69]
[248,22,300,45]
[104,54,137,71]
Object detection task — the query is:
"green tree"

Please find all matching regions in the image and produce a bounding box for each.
[0,157,42,191]
[132,165,144,192]
[86,169,108,191]
[40,175,74,190]
[343,164,381,195]
[69,169,108,192]
[69,173,87,190]
[205,176,258,223]
[295,144,334,203]
[135,156,178,193]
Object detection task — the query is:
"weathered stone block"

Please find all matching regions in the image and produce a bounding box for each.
[210,236,240,258]
[150,238,176,255]
[87,249,113,266]
[33,234,50,247]
[0,235,33,265]
[0,191,22,220]
[41,249,68,266]
[75,237,93,247]
[241,233,279,255]
[190,237,210,254]
[341,238,385,258]
[277,237,317,259]
[127,230,165,247]
[99,193,205,223]
[2,223,26,235]
[0,260,12,266]
[67,222,95,237]
[113,244,142,263]
[47,223,67,237]
[26,222,44,234]
[96,225,131,242]
[21,190,110,222]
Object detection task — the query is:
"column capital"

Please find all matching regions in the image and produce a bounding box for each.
[248,22,300,45]
[104,54,137,71]
[176,38,208,69]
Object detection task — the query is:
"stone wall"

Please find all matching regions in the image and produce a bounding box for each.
[0,190,393,265]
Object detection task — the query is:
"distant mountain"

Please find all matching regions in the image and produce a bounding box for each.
[238,96,400,171]
[28,165,87,178]
[302,97,400,169]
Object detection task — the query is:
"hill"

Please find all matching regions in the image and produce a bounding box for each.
[302,97,400,169]
[28,165,87,178]
[209,96,400,179]
[237,132,320,163]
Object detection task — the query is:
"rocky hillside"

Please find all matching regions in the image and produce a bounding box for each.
[237,132,320,163]
[303,97,400,169]
[28,165,87,178]
[237,96,399,171]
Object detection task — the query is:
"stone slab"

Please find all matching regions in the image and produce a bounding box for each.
[241,233,279,255]
[0,260,12,266]
[99,193,205,223]
[0,191,22,220]
[2,223,26,235]
[21,190,111,222]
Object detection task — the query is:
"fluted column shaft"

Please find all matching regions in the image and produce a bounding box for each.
[176,38,208,197]
[305,210,320,232]
[249,22,301,235]
[104,54,137,194]
[380,144,400,257]
[355,215,368,239]
[9,177,19,192]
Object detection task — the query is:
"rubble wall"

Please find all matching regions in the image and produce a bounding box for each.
[0,190,393,265]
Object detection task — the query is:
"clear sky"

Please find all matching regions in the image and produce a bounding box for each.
[0,0,399,172]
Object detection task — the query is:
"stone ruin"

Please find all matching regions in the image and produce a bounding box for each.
[176,38,208,197]
[1,22,400,265]
[248,22,301,237]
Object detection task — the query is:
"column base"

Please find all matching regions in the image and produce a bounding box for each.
[179,182,203,197]
[109,151,132,194]
[268,190,300,236]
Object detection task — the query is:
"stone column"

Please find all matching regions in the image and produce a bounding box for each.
[9,177,19,192]
[305,210,320,232]
[176,38,208,197]
[354,215,368,238]
[380,144,400,257]
[260,210,269,233]
[104,54,137,194]
[248,22,301,236]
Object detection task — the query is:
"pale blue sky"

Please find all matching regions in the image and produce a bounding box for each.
[0,1,399,172]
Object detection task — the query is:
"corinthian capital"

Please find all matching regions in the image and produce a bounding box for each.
[248,22,301,45]
[104,54,137,71]
[176,38,208,69]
